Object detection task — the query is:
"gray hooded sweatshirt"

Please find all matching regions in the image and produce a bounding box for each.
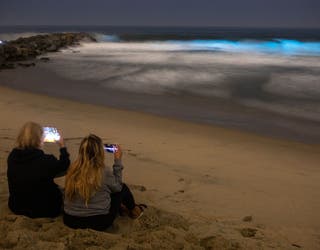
[63,160,123,217]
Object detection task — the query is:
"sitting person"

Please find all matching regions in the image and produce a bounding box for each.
[7,121,70,218]
[63,134,145,231]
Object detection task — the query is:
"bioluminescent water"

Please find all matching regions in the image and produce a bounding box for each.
[1,26,320,142]
[169,39,320,56]
[44,39,320,122]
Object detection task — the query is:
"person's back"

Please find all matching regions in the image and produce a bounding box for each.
[7,122,70,218]
[63,134,145,231]
[64,166,122,217]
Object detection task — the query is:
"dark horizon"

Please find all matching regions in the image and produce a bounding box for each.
[1,0,319,29]
[1,24,320,30]
[2,24,320,42]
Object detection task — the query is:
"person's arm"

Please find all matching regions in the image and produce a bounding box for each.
[107,145,123,192]
[54,147,70,177]
[48,132,71,177]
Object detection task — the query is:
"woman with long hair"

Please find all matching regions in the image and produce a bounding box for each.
[63,134,145,231]
[7,121,70,218]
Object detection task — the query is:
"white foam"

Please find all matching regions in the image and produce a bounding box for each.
[103,69,226,95]
[265,74,320,99]
[43,41,320,121]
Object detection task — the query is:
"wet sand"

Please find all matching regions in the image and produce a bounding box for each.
[0,83,320,249]
[1,64,320,144]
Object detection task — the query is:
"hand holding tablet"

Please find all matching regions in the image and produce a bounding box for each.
[43,127,61,143]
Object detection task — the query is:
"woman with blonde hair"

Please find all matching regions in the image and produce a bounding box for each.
[7,121,70,218]
[63,134,145,231]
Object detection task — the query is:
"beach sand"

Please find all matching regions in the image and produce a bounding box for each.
[0,83,320,249]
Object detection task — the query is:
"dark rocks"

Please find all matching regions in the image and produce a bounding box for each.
[18,62,36,67]
[0,32,96,70]
[0,63,15,69]
[39,57,50,62]
[46,44,58,52]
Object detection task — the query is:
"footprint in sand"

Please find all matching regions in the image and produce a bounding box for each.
[129,184,146,192]
[128,152,138,157]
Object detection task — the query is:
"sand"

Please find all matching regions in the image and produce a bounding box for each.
[0,84,320,249]
[1,65,320,144]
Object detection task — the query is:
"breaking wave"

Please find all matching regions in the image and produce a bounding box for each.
[43,39,320,122]
[93,32,320,56]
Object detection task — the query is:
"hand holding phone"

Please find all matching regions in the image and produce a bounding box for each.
[114,144,122,161]
[104,143,122,161]
[104,144,118,153]
[57,133,65,148]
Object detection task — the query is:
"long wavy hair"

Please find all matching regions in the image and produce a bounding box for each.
[65,134,105,205]
[16,121,43,149]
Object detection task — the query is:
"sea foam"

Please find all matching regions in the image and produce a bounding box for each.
[41,39,320,122]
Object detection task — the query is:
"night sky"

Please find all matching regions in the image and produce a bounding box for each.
[0,0,319,28]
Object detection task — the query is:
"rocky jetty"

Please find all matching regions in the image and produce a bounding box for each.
[0,33,96,69]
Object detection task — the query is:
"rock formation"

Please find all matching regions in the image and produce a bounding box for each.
[0,33,96,70]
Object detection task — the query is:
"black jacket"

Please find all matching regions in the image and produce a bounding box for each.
[7,147,70,218]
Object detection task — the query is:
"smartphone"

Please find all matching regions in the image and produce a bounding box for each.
[104,144,118,153]
[43,127,61,142]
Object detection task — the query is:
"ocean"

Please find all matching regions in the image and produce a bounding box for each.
[1,26,320,142]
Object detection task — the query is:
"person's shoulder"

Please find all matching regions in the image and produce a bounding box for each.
[7,148,17,166]
[8,147,44,160]
[7,148,17,158]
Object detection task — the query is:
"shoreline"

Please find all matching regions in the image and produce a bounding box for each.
[1,64,320,144]
[0,85,320,248]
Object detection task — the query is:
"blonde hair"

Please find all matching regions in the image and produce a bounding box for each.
[65,134,105,205]
[16,122,43,149]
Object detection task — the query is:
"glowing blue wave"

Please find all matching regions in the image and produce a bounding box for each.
[169,39,320,56]
[96,32,320,56]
